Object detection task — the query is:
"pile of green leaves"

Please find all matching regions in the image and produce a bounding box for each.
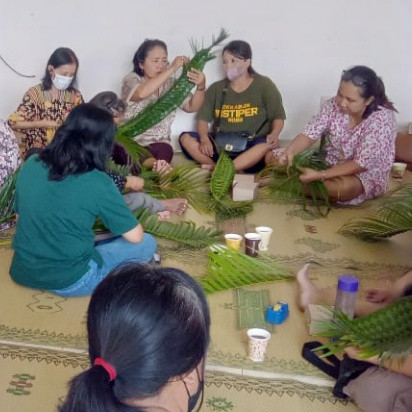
[199,244,294,294]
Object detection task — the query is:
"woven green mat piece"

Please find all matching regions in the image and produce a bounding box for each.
[235,288,275,332]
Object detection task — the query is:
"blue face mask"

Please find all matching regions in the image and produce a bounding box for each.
[184,367,204,412]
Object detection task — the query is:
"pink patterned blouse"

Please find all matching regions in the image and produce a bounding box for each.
[274,98,397,205]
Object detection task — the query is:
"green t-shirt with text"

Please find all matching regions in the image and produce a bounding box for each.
[197,74,286,135]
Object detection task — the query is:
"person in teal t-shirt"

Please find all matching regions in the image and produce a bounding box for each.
[10,104,157,297]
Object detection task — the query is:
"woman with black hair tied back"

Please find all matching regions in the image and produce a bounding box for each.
[267,65,398,205]
[59,264,210,412]
[9,104,157,296]
[8,47,83,157]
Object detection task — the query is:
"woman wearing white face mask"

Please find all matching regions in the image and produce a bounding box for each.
[179,40,286,173]
[8,47,83,157]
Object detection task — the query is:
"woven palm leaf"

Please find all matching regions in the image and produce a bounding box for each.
[116,28,229,143]
[339,185,412,240]
[210,151,235,201]
[314,296,412,361]
[0,168,19,225]
[260,147,330,216]
[199,245,294,294]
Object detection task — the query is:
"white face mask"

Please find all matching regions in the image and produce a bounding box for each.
[226,65,248,82]
[52,73,73,90]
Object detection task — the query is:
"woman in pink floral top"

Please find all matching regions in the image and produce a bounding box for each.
[267,66,397,205]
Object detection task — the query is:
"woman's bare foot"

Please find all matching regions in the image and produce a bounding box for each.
[161,198,188,215]
[156,210,171,221]
[153,159,173,175]
[297,263,321,311]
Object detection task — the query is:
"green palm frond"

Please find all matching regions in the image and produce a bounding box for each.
[260,147,330,216]
[210,152,235,201]
[140,164,211,213]
[314,297,412,361]
[116,28,229,145]
[339,185,412,240]
[135,207,222,248]
[199,245,294,294]
[93,207,222,248]
[115,135,150,164]
[0,168,19,225]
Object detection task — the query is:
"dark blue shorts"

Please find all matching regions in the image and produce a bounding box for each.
[179,131,267,172]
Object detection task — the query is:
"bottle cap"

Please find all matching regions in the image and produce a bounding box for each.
[337,275,359,292]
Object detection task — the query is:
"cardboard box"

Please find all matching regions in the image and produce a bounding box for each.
[232,174,258,201]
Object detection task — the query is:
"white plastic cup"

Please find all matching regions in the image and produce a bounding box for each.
[392,162,407,180]
[247,328,271,362]
[255,226,273,251]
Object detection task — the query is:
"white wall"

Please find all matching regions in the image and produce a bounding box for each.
[1,0,411,147]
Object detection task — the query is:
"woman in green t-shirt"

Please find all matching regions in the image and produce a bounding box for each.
[179,40,286,173]
[10,104,156,296]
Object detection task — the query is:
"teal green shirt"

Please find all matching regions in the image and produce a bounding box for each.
[197,74,286,135]
[10,155,138,290]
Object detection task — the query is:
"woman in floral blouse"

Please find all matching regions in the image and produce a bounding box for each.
[8,47,83,157]
[267,65,397,205]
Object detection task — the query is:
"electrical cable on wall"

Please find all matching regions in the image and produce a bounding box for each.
[0,52,35,78]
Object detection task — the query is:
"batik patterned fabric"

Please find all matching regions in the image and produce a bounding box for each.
[0,120,20,187]
[8,84,83,156]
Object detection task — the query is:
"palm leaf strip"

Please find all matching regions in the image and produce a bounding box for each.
[199,245,294,294]
[116,29,229,142]
[314,296,412,361]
